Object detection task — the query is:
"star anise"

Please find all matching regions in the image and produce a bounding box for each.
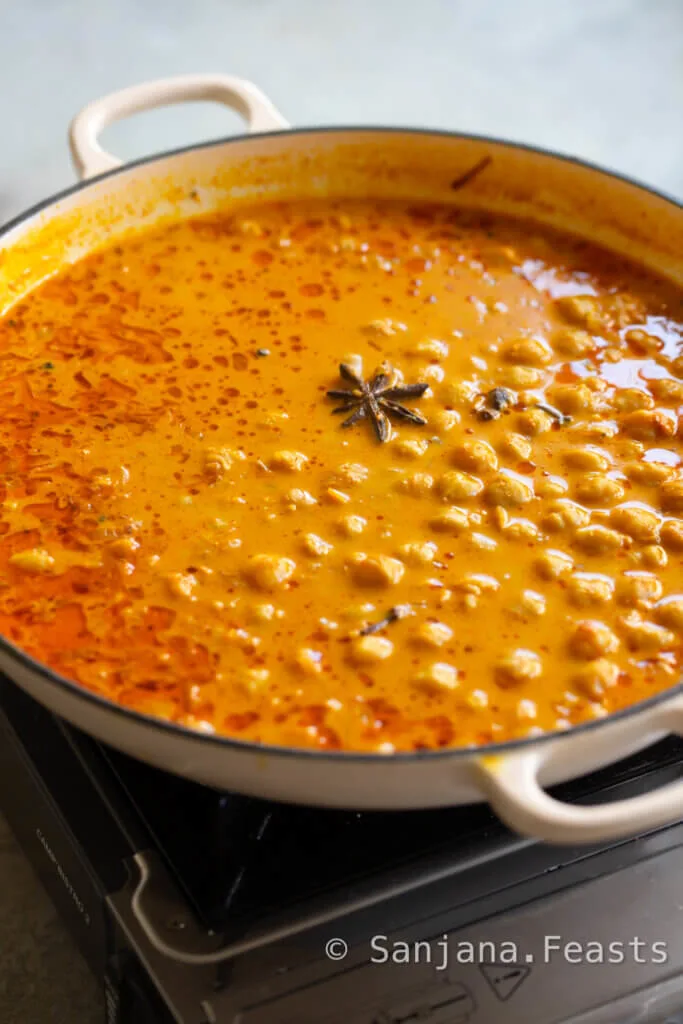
[327,363,429,442]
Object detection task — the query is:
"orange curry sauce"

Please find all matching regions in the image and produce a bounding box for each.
[1,200,683,752]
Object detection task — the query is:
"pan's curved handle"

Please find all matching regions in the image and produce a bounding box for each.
[478,694,683,844]
[69,73,289,180]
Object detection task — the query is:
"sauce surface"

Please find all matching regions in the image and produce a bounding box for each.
[1,200,683,752]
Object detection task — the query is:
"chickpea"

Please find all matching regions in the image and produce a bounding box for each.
[534,549,574,580]
[499,365,545,389]
[484,472,534,507]
[654,598,683,631]
[464,689,490,709]
[617,611,675,652]
[165,572,197,600]
[575,474,625,506]
[616,440,645,459]
[270,450,309,472]
[608,505,660,543]
[238,668,271,694]
[287,488,317,507]
[548,384,593,415]
[450,440,498,474]
[246,555,297,589]
[9,548,56,574]
[108,536,140,559]
[574,525,624,554]
[420,364,445,384]
[563,447,611,473]
[469,532,498,551]
[641,544,668,569]
[616,572,663,607]
[569,620,620,660]
[567,574,615,608]
[351,636,394,663]
[202,446,245,480]
[568,420,619,442]
[295,648,323,675]
[491,506,509,531]
[440,380,478,407]
[395,472,435,497]
[515,699,538,721]
[409,337,449,359]
[456,573,501,596]
[412,662,459,694]
[624,460,673,486]
[348,553,405,587]
[432,409,461,432]
[542,512,565,533]
[364,318,405,337]
[249,603,279,623]
[649,378,683,405]
[334,462,369,485]
[239,219,264,237]
[500,336,552,367]
[625,328,662,355]
[541,499,591,533]
[413,621,454,647]
[429,506,470,534]
[621,409,676,441]
[508,589,546,618]
[505,518,540,541]
[585,369,608,388]
[603,346,623,363]
[661,520,683,551]
[554,295,604,333]
[572,659,620,700]
[552,327,595,357]
[613,388,655,414]
[438,470,484,502]
[395,438,429,459]
[584,703,610,720]
[495,649,542,687]
[302,533,333,557]
[516,408,554,436]
[341,352,363,376]
[535,475,569,499]
[337,515,367,537]
[660,478,683,513]
[400,541,438,565]
[585,376,610,395]
[497,432,532,461]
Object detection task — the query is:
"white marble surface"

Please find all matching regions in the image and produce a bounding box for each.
[1,1,683,1021]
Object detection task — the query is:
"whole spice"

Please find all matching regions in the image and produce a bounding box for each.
[475,386,517,421]
[360,604,413,636]
[328,363,428,442]
[533,401,572,425]
[450,155,493,192]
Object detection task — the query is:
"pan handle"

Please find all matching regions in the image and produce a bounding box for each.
[69,73,289,180]
[478,694,683,844]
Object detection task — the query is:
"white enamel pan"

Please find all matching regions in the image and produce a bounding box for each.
[2,72,683,846]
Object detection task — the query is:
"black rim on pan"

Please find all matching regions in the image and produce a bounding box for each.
[1,125,682,764]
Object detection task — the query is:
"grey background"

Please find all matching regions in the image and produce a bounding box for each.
[1,1,682,1021]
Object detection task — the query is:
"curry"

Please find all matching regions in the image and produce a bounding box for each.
[1,199,682,753]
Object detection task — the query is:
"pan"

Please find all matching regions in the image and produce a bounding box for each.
[1,72,683,847]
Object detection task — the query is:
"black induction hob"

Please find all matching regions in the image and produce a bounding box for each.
[3,674,683,1024]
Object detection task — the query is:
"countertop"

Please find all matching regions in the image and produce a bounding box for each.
[1,1,683,1021]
